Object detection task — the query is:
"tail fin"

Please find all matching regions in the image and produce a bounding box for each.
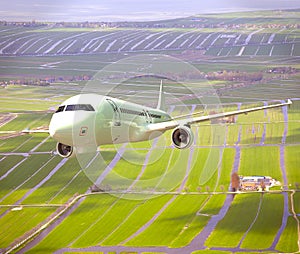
[157,80,166,111]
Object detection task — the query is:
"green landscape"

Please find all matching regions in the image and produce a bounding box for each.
[0,9,299,254]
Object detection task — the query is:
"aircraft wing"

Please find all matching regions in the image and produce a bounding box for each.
[146,99,292,133]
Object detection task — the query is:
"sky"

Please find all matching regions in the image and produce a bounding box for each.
[1,0,300,22]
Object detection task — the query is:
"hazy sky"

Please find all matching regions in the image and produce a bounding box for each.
[1,0,300,22]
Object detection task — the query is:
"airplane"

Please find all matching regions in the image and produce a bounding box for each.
[23,82,292,158]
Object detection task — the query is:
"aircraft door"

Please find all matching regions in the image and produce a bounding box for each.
[144,110,152,124]
[106,99,121,126]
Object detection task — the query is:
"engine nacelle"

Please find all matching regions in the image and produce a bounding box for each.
[56,142,75,158]
[171,125,194,149]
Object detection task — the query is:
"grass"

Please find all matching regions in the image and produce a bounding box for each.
[101,195,173,246]
[0,154,53,204]
[0,155,24,176]
[0,206,56,249]
[0,96,298,251]
[27,195,118,253]
[125,195,208,247]
[0,155,61,205]
[239,146,282,183]
[205,194,261,248]
[240,194,284,249]
[72,198,143,247]
[276,216,299,253]
[23,158,89,204]
[285,146,300,187]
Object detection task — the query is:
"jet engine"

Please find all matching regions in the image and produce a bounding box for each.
[56,142,75,158]
[171,125,194,149]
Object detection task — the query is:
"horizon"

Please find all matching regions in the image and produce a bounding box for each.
[1,0,300,22]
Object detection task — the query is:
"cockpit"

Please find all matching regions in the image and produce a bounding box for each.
[55,104,95,113]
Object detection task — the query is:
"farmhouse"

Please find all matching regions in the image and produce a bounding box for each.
[240,176,280,191]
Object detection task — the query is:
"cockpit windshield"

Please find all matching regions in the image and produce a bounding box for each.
[55,104,95,113]
[55,105,65,113]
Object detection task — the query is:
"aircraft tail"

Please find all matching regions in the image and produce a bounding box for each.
[157,80,166,111]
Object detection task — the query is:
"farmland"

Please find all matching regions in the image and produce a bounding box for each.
[0,9,300,254]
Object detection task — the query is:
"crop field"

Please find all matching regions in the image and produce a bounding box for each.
[0,10,300,62]
[0,82,299,254]
[0,9,300,254]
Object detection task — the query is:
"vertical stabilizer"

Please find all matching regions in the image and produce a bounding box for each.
[157,80,166,111]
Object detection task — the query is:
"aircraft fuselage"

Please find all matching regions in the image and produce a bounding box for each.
[49,94,172,148]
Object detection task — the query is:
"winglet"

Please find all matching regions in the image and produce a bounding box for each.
[287,99,292,105]
[157,80,166,111]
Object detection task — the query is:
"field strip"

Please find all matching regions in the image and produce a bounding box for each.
[171,136,226,247]
[0,34,35,54]
[35,39,52,54]
[130,33,157,51]
[188,33,203,48]
[47,170,82,203]
[98,200,147,245]
[0,156,56,203]
[0,157,27,181]
[12,136,33,152]
[187,127,242,250]
[4,193,84,254]
[68,142,162,247]
[12,191,299,254]
[237,194,263,248]
[180,33,195,48]
[43,32,93,54]
[165,31,195,49]
[269,103,290,249]
[105,39,117,52]
[146,32,172,50]
[30,136,50,152]
[17,144,127,253]
[290,190,300,252]
[67,196,123,247]
[121,195,178,244]
[13,37,37,54]
[13,158,68,204]
[80,31,119,52]
[259,101,268,145]
[19,37,47,54]
[94,144,127,186]
[246,28,265,45]
[121,105,194,244]
[196,33,213,49]
[269,192,289,250]
[212,125,227,193]
[125,104,176,192]
[152,149,175,189]
[126,138,159,192]
[0,113,17,128]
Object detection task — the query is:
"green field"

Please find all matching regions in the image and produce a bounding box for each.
[0,85,299,253]
[0,9,300,254]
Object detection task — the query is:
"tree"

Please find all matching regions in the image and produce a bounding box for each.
[260,179,266,191]
[231,172,240,192]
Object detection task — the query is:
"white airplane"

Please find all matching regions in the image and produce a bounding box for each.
[23,83,292,158]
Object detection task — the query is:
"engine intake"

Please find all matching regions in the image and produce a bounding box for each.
[171,126,194,149]
[56,142,74,158]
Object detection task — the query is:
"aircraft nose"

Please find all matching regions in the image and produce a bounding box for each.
[49,114,73,145]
